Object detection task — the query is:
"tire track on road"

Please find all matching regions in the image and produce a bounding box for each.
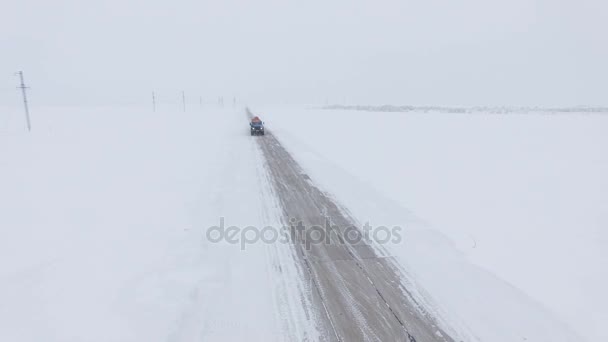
[249,109,453,342]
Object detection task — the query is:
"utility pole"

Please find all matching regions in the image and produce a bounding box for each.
[15,71,31,131]
[152,91,156,112]
[182,91,186,112]
[200,96,203,108]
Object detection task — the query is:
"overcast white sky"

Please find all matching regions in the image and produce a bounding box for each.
[1,0,606,106]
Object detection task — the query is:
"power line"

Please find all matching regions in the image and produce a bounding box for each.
[152,91,156,112]
[182,91,186,112]
[15,71,31,132]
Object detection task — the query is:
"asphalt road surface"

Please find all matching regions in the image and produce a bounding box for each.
[249,110,454,342]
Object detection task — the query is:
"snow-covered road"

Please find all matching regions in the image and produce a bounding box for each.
[250,109,452,341]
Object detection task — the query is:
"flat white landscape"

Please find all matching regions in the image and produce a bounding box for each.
[255,105,608,342]
[0,106,316,342]
[1,104,606,341]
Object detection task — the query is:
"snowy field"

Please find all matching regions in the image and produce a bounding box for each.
[254,105,608,342]
[1,104,606,341]
[0,106,316,342]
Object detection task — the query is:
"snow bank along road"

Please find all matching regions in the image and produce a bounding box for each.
[248,110,453,342]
